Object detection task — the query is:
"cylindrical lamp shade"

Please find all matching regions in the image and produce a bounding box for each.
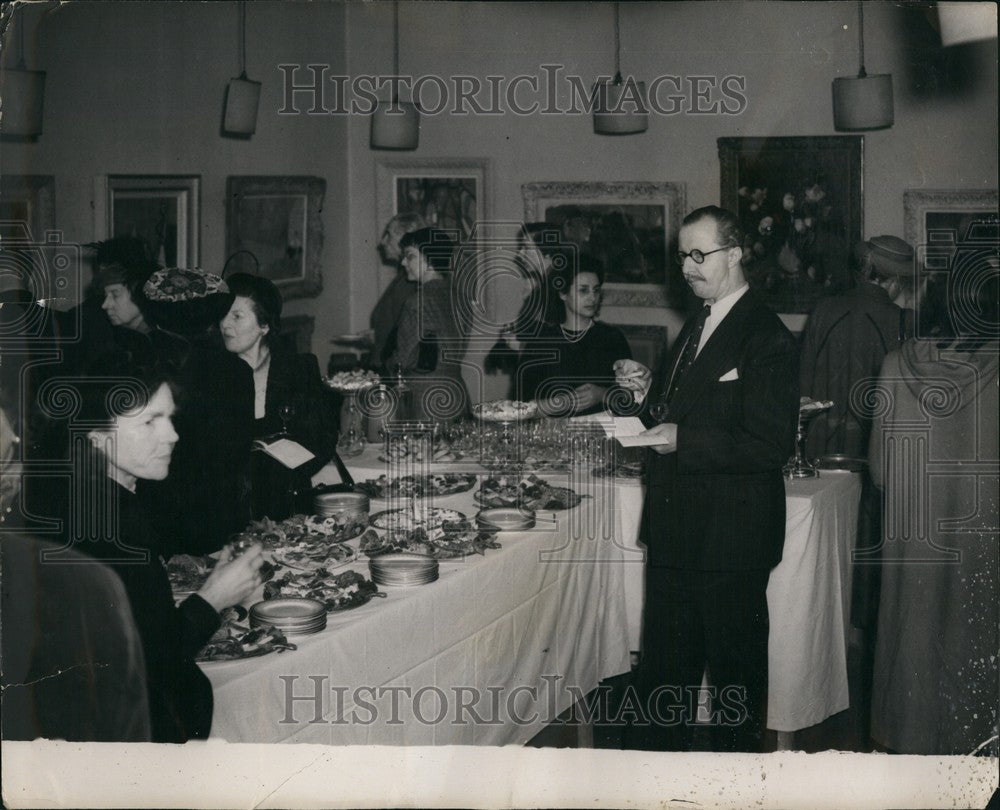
[938,2,998,47]
[832,74,893,131]
[370,100,419,150]
[222,76,262,137]
[1,67,46,138]
[593,80,648,135]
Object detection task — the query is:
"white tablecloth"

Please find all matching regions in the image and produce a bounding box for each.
[620,470,862,732]
[202,451,634,744]
[766,472,861,731]
[203,451,858,741]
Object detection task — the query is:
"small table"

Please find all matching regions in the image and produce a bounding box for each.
[620,470,862,734]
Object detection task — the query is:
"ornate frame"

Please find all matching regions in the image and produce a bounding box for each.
[0,175,55,240]
[375,157,490,242]
[102,175,200,268]
[225,175,326,299]
[903,188,999,256]
[719,136,863,314]
[521,181,686,308]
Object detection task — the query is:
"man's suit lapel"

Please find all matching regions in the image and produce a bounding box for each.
[667,293,756,422]
[657,313,701,400]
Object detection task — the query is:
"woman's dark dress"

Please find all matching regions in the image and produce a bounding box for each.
[516,321,633,415]
[251,350,339,520]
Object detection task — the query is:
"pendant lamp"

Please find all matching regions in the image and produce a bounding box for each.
[832,1,893,131]
[1,8,46,140]
[593,2,648,135]
[371,0,419,150]
[222,1,261,138]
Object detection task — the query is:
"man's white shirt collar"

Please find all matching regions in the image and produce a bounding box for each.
[696,283,749,356]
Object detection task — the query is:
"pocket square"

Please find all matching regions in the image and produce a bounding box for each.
[718,368,739,382]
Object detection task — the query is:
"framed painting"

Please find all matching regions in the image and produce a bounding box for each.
[719,136,863,314]
[375,158,489,243]
[0,175,55,241]
[225,175,326,300]
[903,188,999,271]
[521,181,686,308]
[105,175,199,268]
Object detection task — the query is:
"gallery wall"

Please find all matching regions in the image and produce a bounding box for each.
[2,1,996,368]
[1,1,351,334]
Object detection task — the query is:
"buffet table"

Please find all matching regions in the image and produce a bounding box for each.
[202,449,635,744]
[202,448,859,743]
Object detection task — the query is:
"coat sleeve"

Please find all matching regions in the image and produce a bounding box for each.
[867,352,897,490]
[385,297,420,372]
[291,353,340,475]
[675,327,799,474]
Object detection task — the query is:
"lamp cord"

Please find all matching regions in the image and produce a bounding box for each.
[857,0,867,78]
[239,0,247,78]
[393,0,400,87]
[613,1,622,84]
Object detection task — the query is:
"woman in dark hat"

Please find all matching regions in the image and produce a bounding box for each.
[221,273,338,520]
[139,267,256,555]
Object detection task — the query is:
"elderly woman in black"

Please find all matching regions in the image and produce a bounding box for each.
[65,353,264,742]
[516,254,633,416]
[220,273,338,519]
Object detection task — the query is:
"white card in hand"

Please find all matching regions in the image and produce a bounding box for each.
[254,437,315,469]
[605,417,672,447]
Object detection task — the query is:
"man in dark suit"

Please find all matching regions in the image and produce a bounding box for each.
[625,205,799,752]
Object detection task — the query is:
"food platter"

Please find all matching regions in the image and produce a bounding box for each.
[369,506,466,532]
[324,369,381,392]
[472,399,539,423]
[379,436,463,464]
[475,475,584,511]
[358,523,501,560]
[240,514,365,568]
[196,621,296,663]
[355,473,478,500]
[263,568,383,612]
[591,461,644,479]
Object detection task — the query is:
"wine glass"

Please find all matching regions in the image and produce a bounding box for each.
[278,404,296,436]
[649,398,669,424]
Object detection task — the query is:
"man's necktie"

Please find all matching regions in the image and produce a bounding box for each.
[666,305,710,404]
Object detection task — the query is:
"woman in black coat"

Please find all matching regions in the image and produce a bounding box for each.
[221,274,339,520]
[67,355,264,742]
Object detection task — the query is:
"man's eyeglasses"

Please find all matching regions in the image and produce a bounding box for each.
[675,246,730,266]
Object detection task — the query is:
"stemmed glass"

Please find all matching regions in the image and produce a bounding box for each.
[278,404,296,436]
[648,397,669,424]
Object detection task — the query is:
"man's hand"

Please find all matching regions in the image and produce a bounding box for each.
[639,422,678,454]
[614,359,652,402]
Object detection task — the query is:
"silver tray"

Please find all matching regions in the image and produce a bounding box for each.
[814,454,867,472]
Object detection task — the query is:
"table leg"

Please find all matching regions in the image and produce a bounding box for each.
[776,731,796,750]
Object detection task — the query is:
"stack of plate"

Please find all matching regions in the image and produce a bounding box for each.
[476,507,535,532]
[369,554,439,587]
[314,490,370,520]
[249,598,327,637]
